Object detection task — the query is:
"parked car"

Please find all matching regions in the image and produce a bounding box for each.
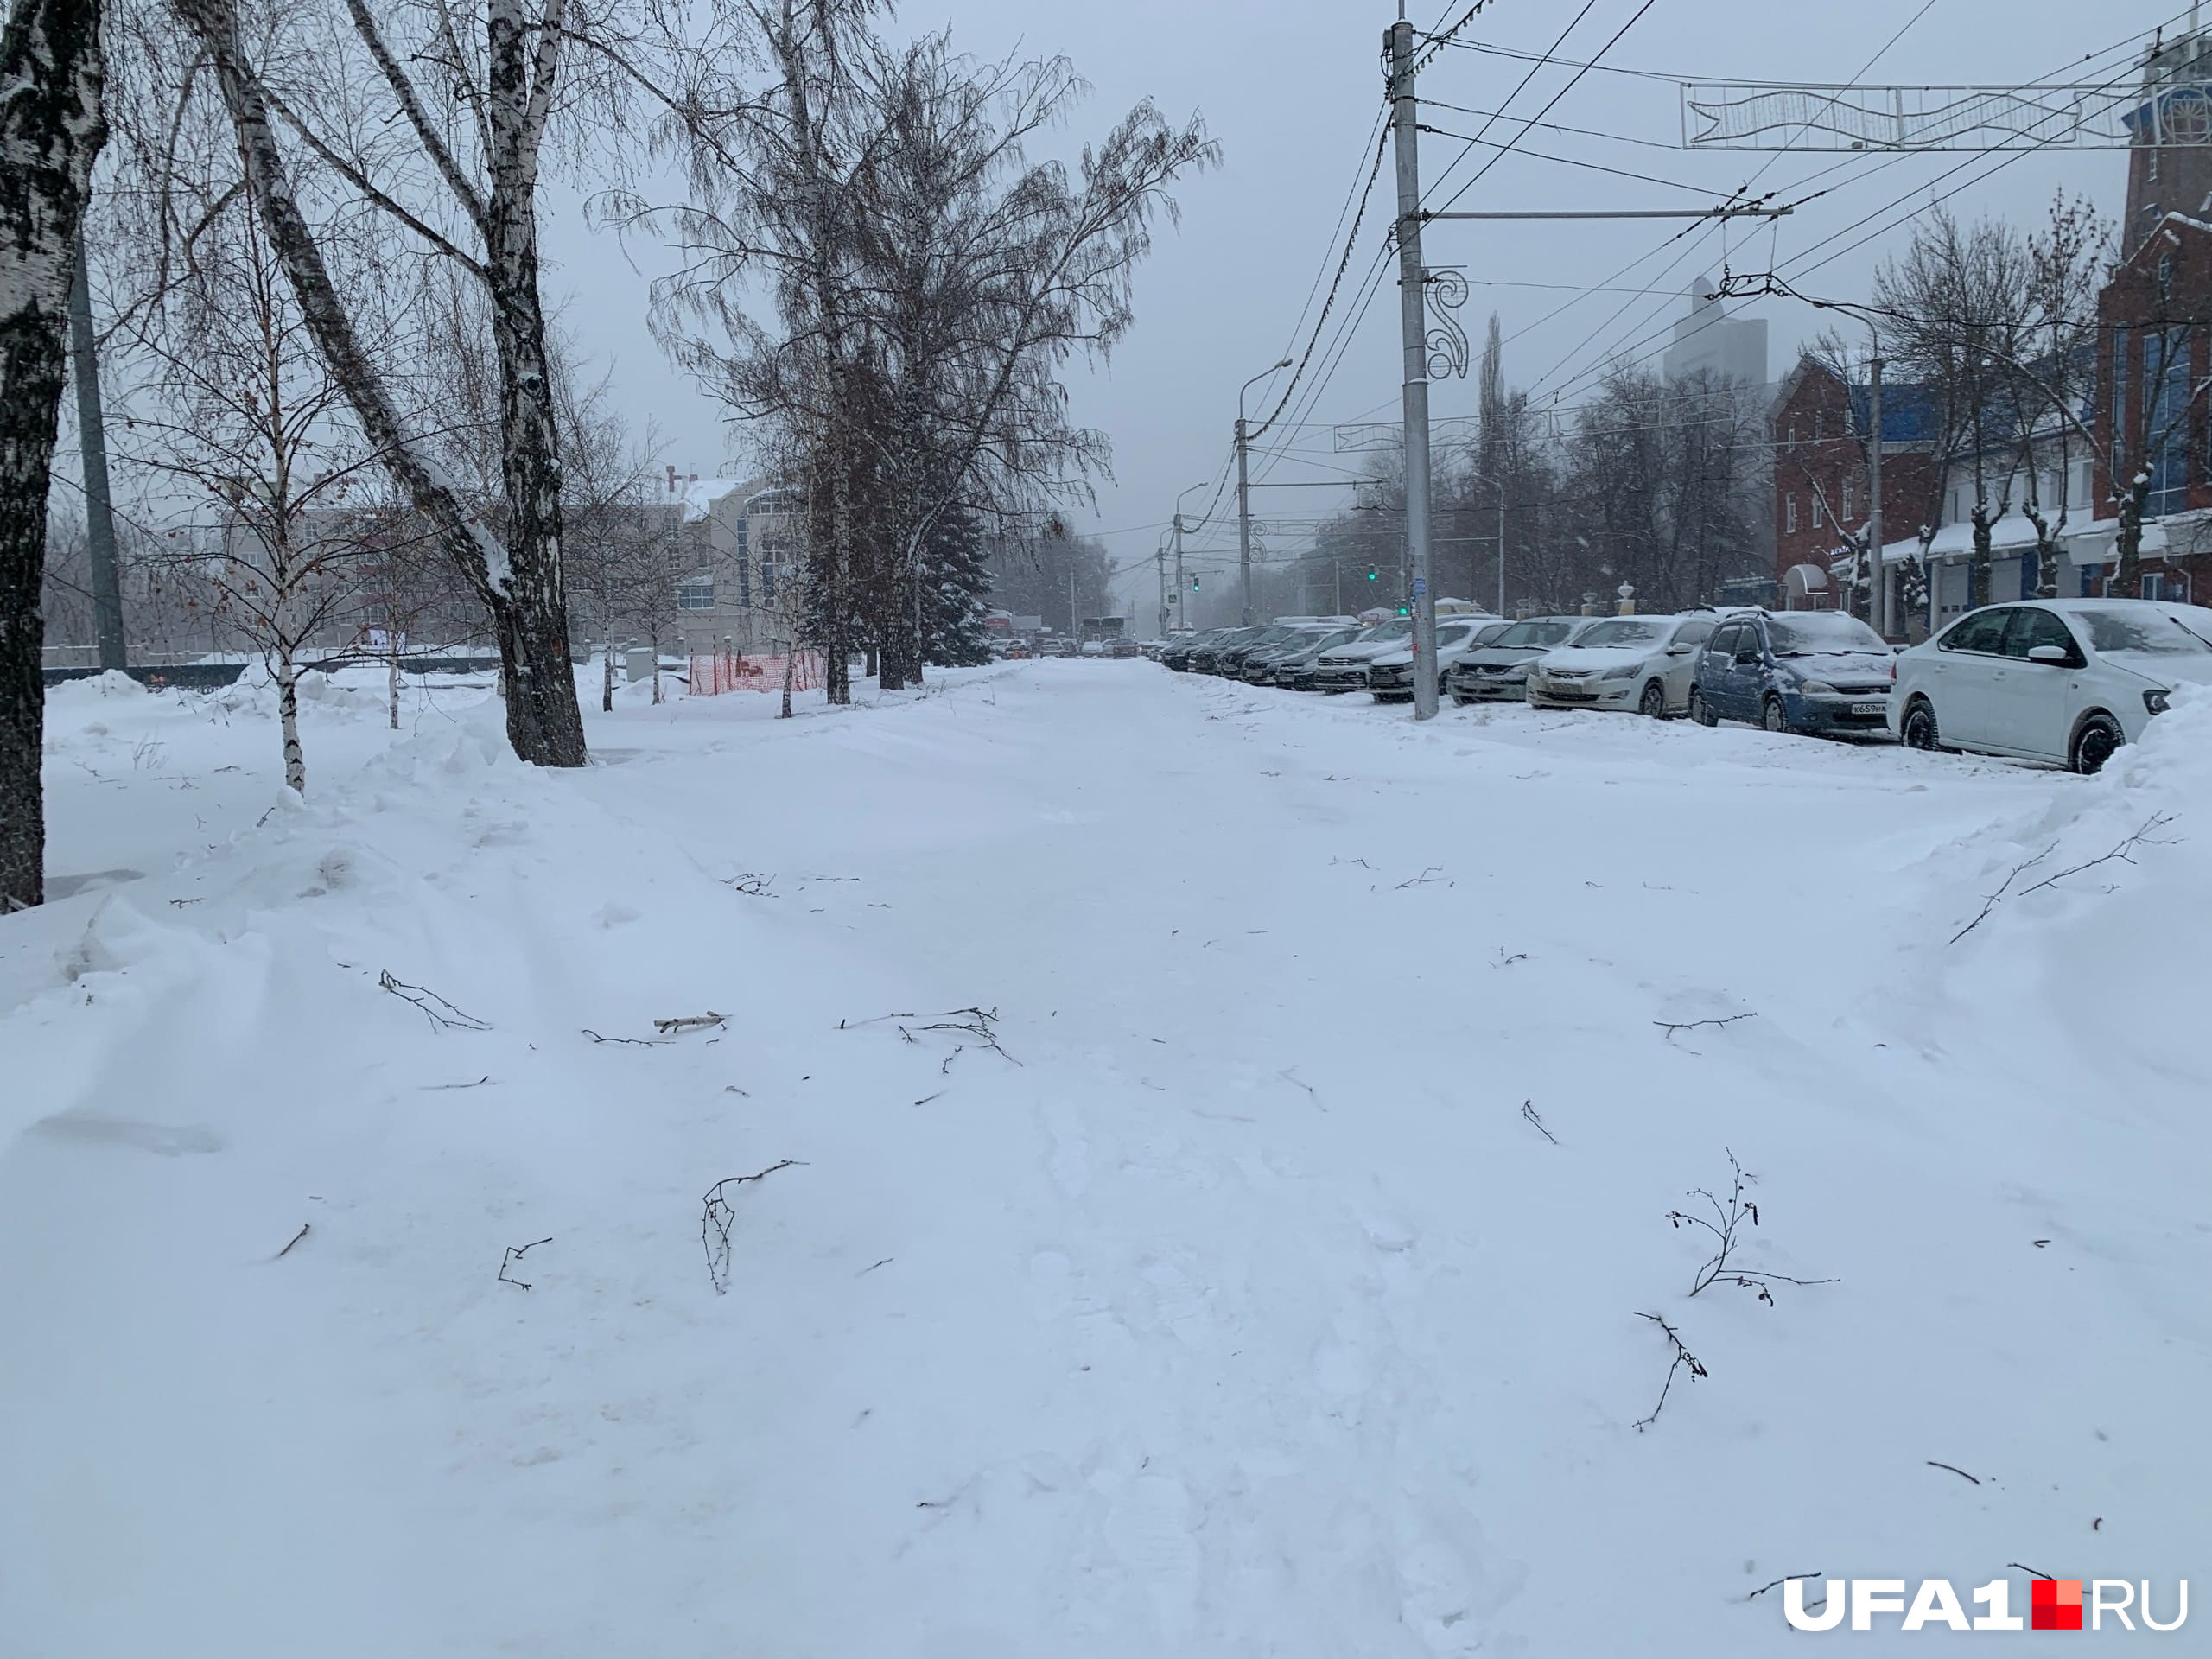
[1185,628,1262,674]
[1108,638,1143,659]
[1447,615,1595,705]
[1688,610,1897,736]
[1242,625,1352,685]
[1269,627,1365,690]
[1310,619,1416,694]
[1366,617,1509,701]
[1213,626,1302,677]
[1887,597,2212,773]
[1160,630,1225,671]
[1526,613,1722,715]
[997,639,1031,660]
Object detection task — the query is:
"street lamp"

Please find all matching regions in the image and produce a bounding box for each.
[1236,359,1293,626]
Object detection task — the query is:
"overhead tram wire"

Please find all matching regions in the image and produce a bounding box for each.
[1525,3,2192,408]
[1515,0,1953,406]
[1249,2,1607,475]
[1424,0,1662,221]
[1517,0,2199,406]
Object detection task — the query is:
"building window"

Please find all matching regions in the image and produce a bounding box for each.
[1812,495,1826,529]
[2149,326,2191,517]
[1841,475,1857,518]
[1787,422,1799,449]
[736,553,752,610]
[677,579,715,612]
[1785,494,1798,533]
[2141,571,2190,602]
[760,558,777,605]
[2150,149,2162,182]
[2159,252,2176,297]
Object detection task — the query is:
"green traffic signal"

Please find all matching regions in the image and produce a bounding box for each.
[1190,575,1200,590]
[1366,568,1377,581]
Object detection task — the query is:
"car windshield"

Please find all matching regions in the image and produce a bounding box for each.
[1767,613,1889,656]
[1493,619,1577,649]
[1357,620,1414,644]
[1438,623,1480,646]
[1306,630,1357,652]
[1573,620,1665,648]
[2075,607,2212,655]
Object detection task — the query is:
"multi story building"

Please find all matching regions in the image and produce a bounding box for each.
[655,472,806,657]
[1662,276,1769,389]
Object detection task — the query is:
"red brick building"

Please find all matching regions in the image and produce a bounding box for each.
[1769,359,1943,621]
[2088,211,2212,604]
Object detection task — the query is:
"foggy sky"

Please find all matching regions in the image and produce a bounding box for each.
[537,0,2188,618]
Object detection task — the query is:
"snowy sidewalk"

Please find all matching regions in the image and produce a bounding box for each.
[3,664,2206,1656]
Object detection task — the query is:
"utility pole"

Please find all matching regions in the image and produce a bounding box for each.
[1155,539,1169,639]
[69,227,126,671]
[1235,364,1287,629]
[1495,488,1506,618]
[1866,354,1886,635]
[1235,417,1253,626]
[1389,15,1439,718]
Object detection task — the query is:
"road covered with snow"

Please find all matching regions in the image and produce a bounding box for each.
[4,662,2208,1655]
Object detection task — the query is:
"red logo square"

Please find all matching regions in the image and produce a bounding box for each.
[2032,1579,2084,1631]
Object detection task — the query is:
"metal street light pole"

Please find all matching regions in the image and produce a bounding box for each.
[1237,360,1291,627]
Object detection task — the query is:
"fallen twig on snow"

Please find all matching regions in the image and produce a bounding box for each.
[420,1075,493,1090]
[912,1007,1018,1065]
[1395,865,1451,889]
[858,1257,893,1276]
[1926,1460,1982,1485]
[1493,949,1528,968]
[378,970,492,1032]
[274,1222,310,1260]
[1520,1100,1558,1144]
[1666,1148,1838,1304]
[1950,815,2177,944]
[1653,1012,1757,1042]
[724,873,777,897]
[1331,856,1374,869]
[702,1161,806,1294]
[582,1028,662,1046]
[1631,1311,1707,1431]
[1747,1572,1824,1602]
[498,1236,552,1291]
[653,1011,728,1036]
[839,1012,917,1030]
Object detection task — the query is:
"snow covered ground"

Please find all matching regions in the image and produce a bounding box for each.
[3,660,2207,1655]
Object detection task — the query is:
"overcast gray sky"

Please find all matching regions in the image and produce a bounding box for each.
[539,0,2190,615]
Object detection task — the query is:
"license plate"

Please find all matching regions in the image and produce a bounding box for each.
[1850,701,1885,715]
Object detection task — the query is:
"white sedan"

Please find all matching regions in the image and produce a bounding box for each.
[1890,598,2212,772]
[1525,613,1721,716]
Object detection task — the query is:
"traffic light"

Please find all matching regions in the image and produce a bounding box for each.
[1396,604,1409,616]
[1191,575,1200,590]
[1366,567,1378,582]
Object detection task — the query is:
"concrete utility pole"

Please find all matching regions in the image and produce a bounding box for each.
[1173,480,1206,632]
[69,227,126,671]
[1155,539,1170,639]
[1236,362,1289,628]
[1866,354,1887,634]
[1388,16,1440,718]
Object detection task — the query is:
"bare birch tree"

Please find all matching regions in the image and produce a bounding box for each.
[157,0,669,766]
[1,0,107,910]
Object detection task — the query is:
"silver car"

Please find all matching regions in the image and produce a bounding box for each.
[1310,619,1414,694]
[1447,615,1596,705]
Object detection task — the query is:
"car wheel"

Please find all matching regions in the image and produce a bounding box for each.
[1761,696,1790,734]
[2069,711,2124,776]
[1688,687,1718,728]
[1639,680,1669,720]
[1901,696,1942,752]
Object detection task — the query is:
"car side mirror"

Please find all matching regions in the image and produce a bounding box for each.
[2026,644,2071,666]
[1667,643,1694,655]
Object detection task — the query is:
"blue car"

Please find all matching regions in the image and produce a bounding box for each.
[1688,610,1898,736]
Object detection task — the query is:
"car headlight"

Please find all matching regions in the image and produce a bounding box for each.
[2145,688,2171,715]
[1601,664,1639,681]
[1800,679,1839,696]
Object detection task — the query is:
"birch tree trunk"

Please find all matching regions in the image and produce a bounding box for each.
[275,644,304,793]
[0,0,106,911]
[172,0,587,768]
